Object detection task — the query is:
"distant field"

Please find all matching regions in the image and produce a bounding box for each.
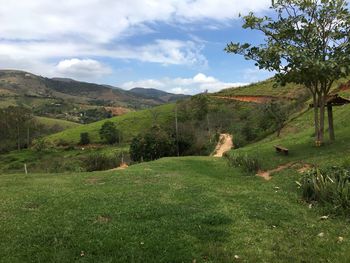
[35,116,82,129]
[47,103,175,144]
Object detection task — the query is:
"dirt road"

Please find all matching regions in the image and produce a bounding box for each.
[213,134,233,157]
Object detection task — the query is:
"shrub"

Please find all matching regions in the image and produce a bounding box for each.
[99,121,120,144]
[79,132,90,145]
[32,138,47,152]
[226,152,261,174]
[83,152,124,172]
[130,125,175,162]
[300,167,350,215]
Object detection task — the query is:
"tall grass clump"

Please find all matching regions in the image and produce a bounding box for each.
[301,167,350,215]
[225,152,261,174]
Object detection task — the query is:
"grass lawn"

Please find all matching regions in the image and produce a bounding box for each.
[1,157,349,262]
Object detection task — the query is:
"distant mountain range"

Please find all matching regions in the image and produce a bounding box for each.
[129,87,189,103]
[0,70,190,122]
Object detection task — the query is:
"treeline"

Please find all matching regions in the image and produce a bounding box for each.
[0,106,73,153]
[129,93,309,162]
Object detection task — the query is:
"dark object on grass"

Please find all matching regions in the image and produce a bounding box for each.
[274,145,288,155]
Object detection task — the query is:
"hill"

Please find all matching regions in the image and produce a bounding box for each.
[1,77,350,261]
[129,87,189,103]
[46,103,176,145]
[0,70,188,122]
[2,120,350,262]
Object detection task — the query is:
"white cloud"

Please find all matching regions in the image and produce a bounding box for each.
[56,59,112,79]
[0,0,270,42]
[120,73,248,94]
[0,0,270,78]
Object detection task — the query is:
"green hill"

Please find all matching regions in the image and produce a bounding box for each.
[47,103,176,145]
[1,78,350,261]
[35,116,82,130]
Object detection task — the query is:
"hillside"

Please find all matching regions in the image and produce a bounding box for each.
[2,108,350,261]
[2,77,350,261]
[0,70,188,122]
[47,103,176,145]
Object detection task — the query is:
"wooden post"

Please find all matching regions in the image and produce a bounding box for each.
[24,164,28,175]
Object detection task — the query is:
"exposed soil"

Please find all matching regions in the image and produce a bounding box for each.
[213,134,233,157]
[257,162,314,180]
[212,95,293,104]
[109,162,129,171]
[104,106,131,116]
[95,215,111,224]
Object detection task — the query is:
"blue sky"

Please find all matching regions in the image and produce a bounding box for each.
[0,0,273,94]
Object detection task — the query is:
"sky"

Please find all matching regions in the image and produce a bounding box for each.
[0,0,274,94]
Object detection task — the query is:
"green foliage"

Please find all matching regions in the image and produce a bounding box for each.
[301,167,350,215]
[80,108,112,124]
[79,132,90,145]
[83,152,124,172]
[99,121,120,144]
[226,0,350,143]
[31,138,48,152]
[225,152,261,174]
[130,125,175,162]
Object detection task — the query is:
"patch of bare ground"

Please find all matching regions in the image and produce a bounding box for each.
[95,215,111,224]
[109,162,129,171]
[213,134,233,157]
[257,162,314,180]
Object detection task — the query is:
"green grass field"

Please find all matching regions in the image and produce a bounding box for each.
[35,116,82,130]
[2,79,350,262]
[1,157,350,262]
[47,103,175,145]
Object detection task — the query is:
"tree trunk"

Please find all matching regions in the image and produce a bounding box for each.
[327,104,335,142]
[313,93,320,145]
[319,94,325,144]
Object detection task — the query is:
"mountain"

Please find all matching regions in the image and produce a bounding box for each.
[0,70,190,122]
[129,87,190,103]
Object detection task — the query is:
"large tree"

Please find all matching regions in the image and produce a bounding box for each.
[226,0,350,145]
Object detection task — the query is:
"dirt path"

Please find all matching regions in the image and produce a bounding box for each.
[257,162,314,180]
[213,134,233,157]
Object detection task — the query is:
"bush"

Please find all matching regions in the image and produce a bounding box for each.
[130,125,175,162]
[301,167,350,215]
[99,121,120,144]
[226,152,261,173]
[32,138,48,152]
[83,152,124,172]
[79,132,90,145]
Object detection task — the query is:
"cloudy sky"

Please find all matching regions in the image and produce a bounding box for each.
[0,0,274,94]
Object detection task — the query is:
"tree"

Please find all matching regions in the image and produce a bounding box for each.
[79,132,90,145]
[99,121,120,144]
[260,101,289,137]
[129,125,175,162]
[226,0,350,145]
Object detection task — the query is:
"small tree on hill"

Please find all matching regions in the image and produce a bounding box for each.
[226,0,350,145]
[79,132,90,145]
[99,121,120,144]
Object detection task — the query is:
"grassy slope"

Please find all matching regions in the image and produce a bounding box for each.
[228,103,350,171]
[1,157,350,262]
[35,116,82,129]
[46,103,175,144]
[2,80,350,262]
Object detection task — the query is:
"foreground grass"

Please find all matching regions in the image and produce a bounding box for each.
[1,157,349,262]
